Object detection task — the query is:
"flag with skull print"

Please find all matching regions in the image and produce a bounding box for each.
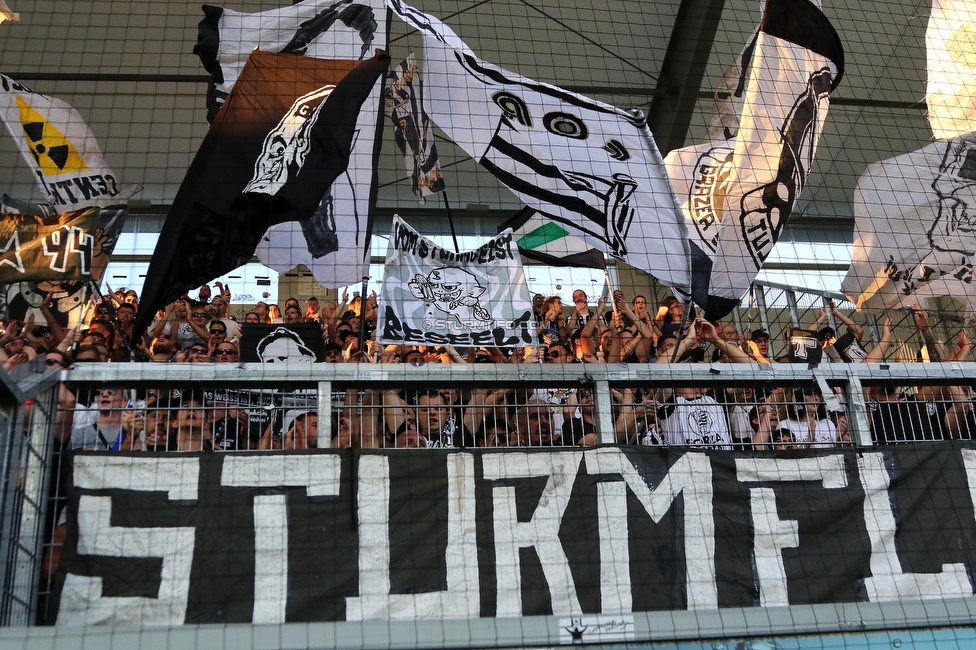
[134,51,390,339]
[378,216,535,348]
[386,0,690,295]
[195,0,388,288]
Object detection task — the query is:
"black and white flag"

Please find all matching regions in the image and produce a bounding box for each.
[704,1,823,143]
[195,0,384,121]
[195,0,387,288]
[665,0,844,320]
[0,205,126,328]
[387,0,690,294]
[240,323,326,363]
[385,52,445,203]
[705,25,759,143]
[0,73,141,210]
[841,134,976,311]
[378,216,534,348]
[134,52,390,339]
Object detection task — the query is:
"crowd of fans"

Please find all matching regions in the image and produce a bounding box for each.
[8,284,976,451]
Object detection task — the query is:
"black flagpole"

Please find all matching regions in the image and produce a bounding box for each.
[357,275,369,357]
[442,189,460,254]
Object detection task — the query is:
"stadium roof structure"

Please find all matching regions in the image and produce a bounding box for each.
[0,0,936,269]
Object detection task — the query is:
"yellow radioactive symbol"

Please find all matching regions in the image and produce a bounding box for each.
[16,97,89,175]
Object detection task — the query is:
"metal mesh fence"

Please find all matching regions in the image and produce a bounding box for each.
[4,0,976,645]
[47,378,869,453]
[6,360,976,642]
[0,365,59,628]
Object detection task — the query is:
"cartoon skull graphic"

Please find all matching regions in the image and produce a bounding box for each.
[408,266,492,326]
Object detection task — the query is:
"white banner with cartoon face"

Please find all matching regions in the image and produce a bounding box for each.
[378,216,534,348]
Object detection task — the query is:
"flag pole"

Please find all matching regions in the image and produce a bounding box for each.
[603,270,618,319]
[442,190,460,254]
[69,281,100,356]
[357,276,369,355]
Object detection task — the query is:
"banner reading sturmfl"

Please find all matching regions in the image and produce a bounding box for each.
[378,216,534,348]
[55,444,976,626]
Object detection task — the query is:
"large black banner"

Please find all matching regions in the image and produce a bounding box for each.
[54,445,976,628]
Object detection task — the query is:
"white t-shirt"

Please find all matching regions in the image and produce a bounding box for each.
[657,393,731,450]
[777,417,837,448]
[727,404,754,446]
[153,320,197,351]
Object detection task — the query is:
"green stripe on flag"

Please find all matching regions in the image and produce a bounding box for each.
[516,222,570,250]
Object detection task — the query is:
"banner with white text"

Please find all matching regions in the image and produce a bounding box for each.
[54,444,976,628]
[377,216,534,348]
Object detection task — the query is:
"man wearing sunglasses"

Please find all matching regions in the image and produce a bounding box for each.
[45,350,69,370]
[543,343,572,364]
[187,306,215,343]
[183,344,210,363]
[208,320,228,347]
[213,343,239,363]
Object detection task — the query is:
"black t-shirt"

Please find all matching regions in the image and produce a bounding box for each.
[834,331,868,363]
[429,408,475,448]
[870,396,942,444]
[212,416,244,451]
[562,417,594,445]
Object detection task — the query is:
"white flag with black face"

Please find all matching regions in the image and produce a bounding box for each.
[841,134,976,311]
[387,0,690,294]
[666,0,843,320]
[194,0,387,288]
[378,216,535,348]
[926,0,976,140]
